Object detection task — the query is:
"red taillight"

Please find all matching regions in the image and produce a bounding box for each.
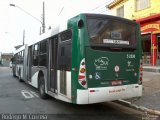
[139,77,142,81]
[139,67,143,71]
[78,75,85,80]
[139,59,143,84]
[81,81,86,86]
[78,58,87,88]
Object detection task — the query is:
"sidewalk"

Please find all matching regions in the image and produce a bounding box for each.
[130,72,160,111]
[143,65,160,73]
[118,71,160,117]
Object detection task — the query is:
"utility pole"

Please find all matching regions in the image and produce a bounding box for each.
[42,1,45,33]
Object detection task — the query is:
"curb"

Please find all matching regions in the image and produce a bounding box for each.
[114,99,160,116]
[143,67,160,73]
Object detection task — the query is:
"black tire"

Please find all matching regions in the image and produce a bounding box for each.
[13,74,16,77]
[18,75,23,82]
[39,77,48,99]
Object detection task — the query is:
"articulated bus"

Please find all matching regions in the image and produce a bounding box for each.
[12,14,142,104]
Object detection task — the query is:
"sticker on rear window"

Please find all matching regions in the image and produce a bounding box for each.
[111,32,122,39]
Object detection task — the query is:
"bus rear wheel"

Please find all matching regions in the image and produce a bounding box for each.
[39,77,48,99]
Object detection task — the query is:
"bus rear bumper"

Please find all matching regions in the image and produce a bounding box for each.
[77,84,142,104]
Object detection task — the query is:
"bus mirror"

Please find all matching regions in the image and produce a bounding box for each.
[77,19,84,29]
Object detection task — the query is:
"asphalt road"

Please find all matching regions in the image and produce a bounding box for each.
[0,67,142,120]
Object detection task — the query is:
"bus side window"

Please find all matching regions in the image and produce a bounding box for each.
[13,54,17,64]
[33,44,39,66]
[57,30,72,71]
[20,51,24,64]
[18,52,21,64]
[39,40,47,67]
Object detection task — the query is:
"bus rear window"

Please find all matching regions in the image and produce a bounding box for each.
[87,18,137,48]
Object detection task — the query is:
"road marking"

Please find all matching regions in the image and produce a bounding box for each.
[21,90,39,99]
[21,90,34,99]
[30,91,39,98]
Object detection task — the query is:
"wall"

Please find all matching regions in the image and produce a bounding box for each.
[107,0,160,20]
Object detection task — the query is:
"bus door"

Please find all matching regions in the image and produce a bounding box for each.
[49,36,58,93]
[57,30,72,96]
[27,46,32,81]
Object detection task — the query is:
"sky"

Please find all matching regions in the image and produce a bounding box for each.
[0,0,112,53]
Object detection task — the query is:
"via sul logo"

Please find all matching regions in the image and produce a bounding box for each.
[94,57,109,70]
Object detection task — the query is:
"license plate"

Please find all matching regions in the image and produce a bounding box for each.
[111,80,122,86]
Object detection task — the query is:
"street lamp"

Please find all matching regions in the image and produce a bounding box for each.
[9,3,45,34]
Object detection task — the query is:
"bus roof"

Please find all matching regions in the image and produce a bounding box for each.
[14,45,26,54]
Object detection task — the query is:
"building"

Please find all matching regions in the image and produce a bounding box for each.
[107,0,160,66]
[137,14,160,66]
[1,53,13,67]
[1,53,13,61]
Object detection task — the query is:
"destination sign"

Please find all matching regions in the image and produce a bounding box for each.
[103,39,129,45]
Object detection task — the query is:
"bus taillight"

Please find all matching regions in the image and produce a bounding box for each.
[78,58,87,88]
[139,59,143,84]
[80,68,85,73]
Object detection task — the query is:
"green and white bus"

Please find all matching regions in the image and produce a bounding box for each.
[12,13,142,104]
